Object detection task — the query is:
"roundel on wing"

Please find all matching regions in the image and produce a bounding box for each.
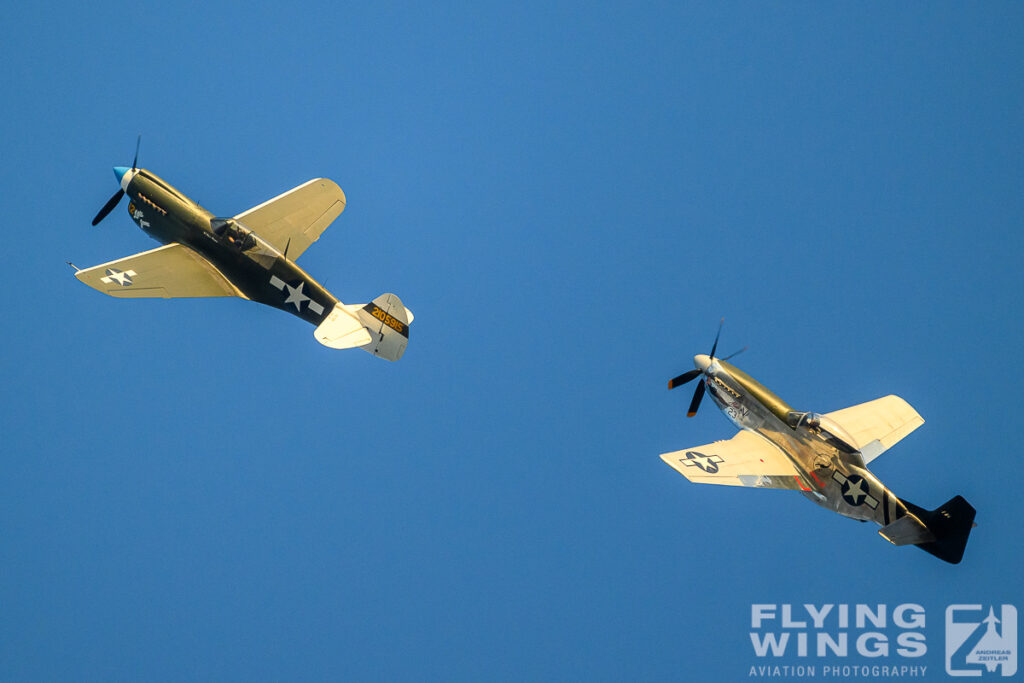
[681,450,725,474]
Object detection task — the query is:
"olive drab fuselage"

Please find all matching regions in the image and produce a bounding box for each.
[122,169,336,326]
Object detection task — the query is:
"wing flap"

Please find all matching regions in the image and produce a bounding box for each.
[824,395,923,464]
[233,178,345,260]
[75,244,242,299]
[660,430,804,489]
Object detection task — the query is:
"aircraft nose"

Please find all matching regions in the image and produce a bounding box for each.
[694,354,711,372]
[113,166,130,183]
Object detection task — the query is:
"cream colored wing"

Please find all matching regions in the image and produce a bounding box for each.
[75,244,243,299]
[233,178,346,260]
[660,430,804,489]
[824,395,924,464]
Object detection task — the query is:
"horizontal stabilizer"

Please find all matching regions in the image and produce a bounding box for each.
[314,304,372,349]
[879,513,934,546]
[313,295,412,360]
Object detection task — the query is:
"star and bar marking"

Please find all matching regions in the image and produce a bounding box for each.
[832,471,879,509]
[101,268,136,286]
[680,450,725,474]
[269,275,324,315]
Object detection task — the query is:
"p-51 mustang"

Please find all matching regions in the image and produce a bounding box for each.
[662,324,976,563]
[74,144,412,360]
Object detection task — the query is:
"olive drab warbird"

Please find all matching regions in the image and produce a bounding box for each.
[75,142,412,360]
[662,322,976,564]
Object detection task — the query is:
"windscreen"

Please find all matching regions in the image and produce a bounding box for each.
[787,411,859,454]
[210,218,280,267]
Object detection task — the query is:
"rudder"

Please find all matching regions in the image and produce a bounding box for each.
[354,293,411,361]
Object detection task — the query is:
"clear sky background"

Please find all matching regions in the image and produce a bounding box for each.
[1,2,1022,681]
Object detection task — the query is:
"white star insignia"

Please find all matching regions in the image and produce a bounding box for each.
[845,479,866,504]
[101,268,137,286]
[284,282,310,311]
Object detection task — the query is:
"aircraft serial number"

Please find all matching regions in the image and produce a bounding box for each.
[369,305,406,333]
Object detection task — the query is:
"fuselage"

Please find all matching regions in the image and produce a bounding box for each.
[695,354,911,528]
[116,167,336,327]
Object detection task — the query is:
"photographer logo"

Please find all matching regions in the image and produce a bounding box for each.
[946,605,1017,677]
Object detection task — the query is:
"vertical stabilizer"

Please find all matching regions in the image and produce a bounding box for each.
[901,496,976,564]
[352,293,411,361]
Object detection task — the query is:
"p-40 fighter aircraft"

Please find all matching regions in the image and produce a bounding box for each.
[75,145,411,360]
[661,324,976,563]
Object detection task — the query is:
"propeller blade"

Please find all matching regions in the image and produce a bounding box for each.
[686,379,706,417]
[709,317,724,358]
[719,346,748,362]
[91,188,125,226]
[132,134,141,170]
[668,369,702,390]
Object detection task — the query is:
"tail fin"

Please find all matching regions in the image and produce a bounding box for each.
[353,293,411,361]
[902,496,977,564]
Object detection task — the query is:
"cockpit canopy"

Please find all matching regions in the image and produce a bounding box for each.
[786,411,859,454]
[211,218,257,251]
[209,218,283,269]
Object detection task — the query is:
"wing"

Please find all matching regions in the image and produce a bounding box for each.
[233,178,346,260]
[660,430,805,489]
[75,244,243,299]
[824,395,923,464]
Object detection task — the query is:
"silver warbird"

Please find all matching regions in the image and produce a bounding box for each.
[661,323,976,563]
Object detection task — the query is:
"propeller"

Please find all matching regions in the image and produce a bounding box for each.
[90,188,125,226]
[686,379,706,418]
[718,346,748,362]
[667,368,701,390]
[667,319,747,418]
[91,136,140,226]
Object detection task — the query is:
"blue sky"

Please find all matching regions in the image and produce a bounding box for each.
[1,2,1022,680]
